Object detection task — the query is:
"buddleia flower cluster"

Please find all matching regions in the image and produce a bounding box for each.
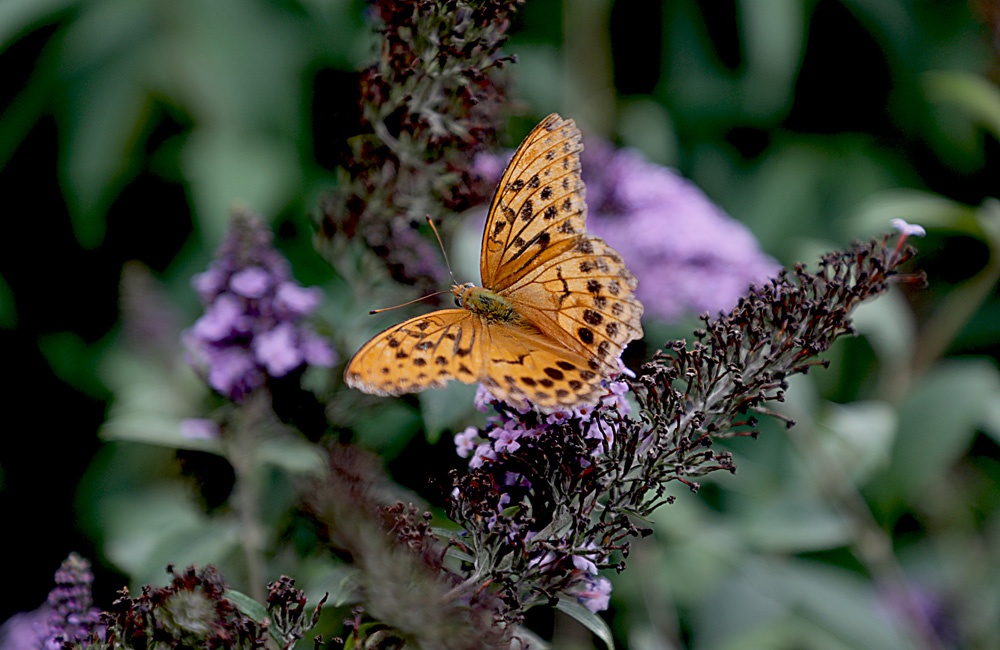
[579,138,780,321]
[317,0,522,295]
[434,225,924,632]
[0,553,103,649]
[183,211,334,402]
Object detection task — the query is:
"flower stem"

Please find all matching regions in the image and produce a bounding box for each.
[225,396,269,603]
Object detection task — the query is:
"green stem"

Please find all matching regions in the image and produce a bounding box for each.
[226,397,268,603]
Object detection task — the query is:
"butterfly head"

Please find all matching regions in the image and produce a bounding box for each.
[451,282,478,308]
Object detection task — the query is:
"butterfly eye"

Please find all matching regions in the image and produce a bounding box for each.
[454,295,464,308]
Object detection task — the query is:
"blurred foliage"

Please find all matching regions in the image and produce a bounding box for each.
[1,0,999,648]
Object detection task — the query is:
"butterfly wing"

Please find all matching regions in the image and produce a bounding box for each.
[478,323,609,411]
[481,113,644,376]
[503,237,644,376]
[344,310,488,395]
[480,113,588,290]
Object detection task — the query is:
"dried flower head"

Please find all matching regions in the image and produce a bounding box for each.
[317,0,522,295]
[102,565,268,649]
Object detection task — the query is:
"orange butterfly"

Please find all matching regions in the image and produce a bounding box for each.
[345,114,644,412]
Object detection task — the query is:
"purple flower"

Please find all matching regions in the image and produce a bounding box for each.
[572,575,613,613]
[0,554,104,650]
[275,282,321,316]
[229,266,272,298]
[183,213,336,402]
[581,138,779,321]
[454,426,480,458]
[180,418,220,440]
[254,322,303,376]
[891,218,926,238]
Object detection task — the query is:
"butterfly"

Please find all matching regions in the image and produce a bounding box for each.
[345,113,644,412]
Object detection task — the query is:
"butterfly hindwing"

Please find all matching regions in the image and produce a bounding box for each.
[481,114,588,291]
[506,236,644,374]
[345,310,486,395]
[478,324,607,411]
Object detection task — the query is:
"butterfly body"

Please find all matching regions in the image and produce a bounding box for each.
[346,114,644,412]
[454,283,530,329]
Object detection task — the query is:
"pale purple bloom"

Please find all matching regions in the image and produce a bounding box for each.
[572,555,599,575]
[0,608,49,650]
[574,575,613,613]
[229,266,271,298]
[207,347,259,398]
[254,322,303,376]
[581,138,779,321]
[276,282,322,315]
[179,418,220,440]
[192,268,226,303]
[192,293,245,341]
[490,427,522,454]
[302,330,336,366]
[474,383,496,413]
[454,427,480,458]
[7,554,105,649]
[891,218,926,237]
[183,213,335,402]
[470,442,496,469]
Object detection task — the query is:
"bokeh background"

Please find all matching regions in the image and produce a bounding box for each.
[2,0,999,648]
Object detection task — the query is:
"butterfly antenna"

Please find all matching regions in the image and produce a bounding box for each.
[369,290,453,315]
[427,216,459,285]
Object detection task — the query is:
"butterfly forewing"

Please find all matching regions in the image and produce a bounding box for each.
[481,114,588,291]
[345,310,486,395]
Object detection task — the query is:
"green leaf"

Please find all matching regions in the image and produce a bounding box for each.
[738,490,854,553]
[331,569,365,607]
[737,0,805,119]
[257,436,326,477]
[619,98,678,166]
[0,0,79,48]
[100,414,223,454]
[225,588,268,622]
[96,484,241,585]
[418,382,478,444]
[0,273,16,329]
[816,400,897,484]
[850,292,917,372]
[696,556,911,650]
[849,188,979,236]
[555,599,615,650]
[876,358,1000,502]
[60,53,151,248]
[181,128,301,244]
[977,365,1000,448]
[37,331,110,399]
[925,70,1000,139]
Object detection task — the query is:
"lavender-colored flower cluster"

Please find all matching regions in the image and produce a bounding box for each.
[450,366,634,614]
[183,212,334,402]
[471,135,779,322]
[0,554,103,650]
[456,370,631,470]
[580,138,780,321]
